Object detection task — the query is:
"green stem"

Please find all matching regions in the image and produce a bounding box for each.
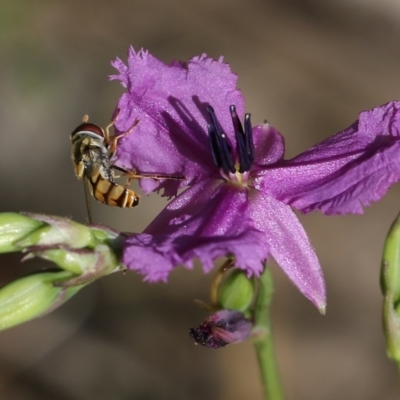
[253,266,285,400]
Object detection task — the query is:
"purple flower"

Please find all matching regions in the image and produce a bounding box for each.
[189,310,252,349]
[110,49,400,311]
[110,48,326,310]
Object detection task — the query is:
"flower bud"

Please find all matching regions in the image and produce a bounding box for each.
[0,212,126,329]
[381,213,400,361]
[24,244,122,286]
[15,213,104,249]
[0,213,44,253]
[0,271,83,331]
[189,310,252,349]
[218,269,255,313]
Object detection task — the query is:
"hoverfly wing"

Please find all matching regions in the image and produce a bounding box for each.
[83,176,94,224]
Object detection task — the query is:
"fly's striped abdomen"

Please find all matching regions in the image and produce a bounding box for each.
[89,173,140,208]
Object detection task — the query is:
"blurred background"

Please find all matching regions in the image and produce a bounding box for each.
[0,0,400,399]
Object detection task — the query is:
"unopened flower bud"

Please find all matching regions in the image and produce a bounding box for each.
[0,212,126,329]
[0,271,83,331]
[218,269,255,313]
[15,213,105,249]
[381,213,400,361]
[25,244,123,286]
[0,213,44,253]
[23,248,95,275]
[189,310,252,349]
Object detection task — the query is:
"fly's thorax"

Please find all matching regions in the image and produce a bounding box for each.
[70,130,106,160]
[71,132,106,157]
[71,134,110,178]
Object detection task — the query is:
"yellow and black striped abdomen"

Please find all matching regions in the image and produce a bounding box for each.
[88,173,140,208]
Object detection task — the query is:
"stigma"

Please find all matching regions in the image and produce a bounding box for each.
[207,105,254,184]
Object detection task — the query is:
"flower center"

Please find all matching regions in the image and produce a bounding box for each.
[207,105,254,183]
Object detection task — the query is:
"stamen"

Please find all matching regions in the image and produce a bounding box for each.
[230,106,254,173]
[207,106,235,174]
[244,113,254,164]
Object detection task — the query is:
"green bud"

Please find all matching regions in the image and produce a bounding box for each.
[0,271,84,331]
[381,213,400,361]
[23,247,96,275]
[0,213,44,253]
[91,225,120,242]
[26,244,123,286]
[0,213,126,330]
[381,213,400,298]
[15,213,102,249]
[218,269,255,313]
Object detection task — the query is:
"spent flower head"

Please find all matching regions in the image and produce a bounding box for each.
[190,310,252,349]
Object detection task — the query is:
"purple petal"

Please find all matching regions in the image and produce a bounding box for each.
[122,181,269,281]
[252,123,285,166]
[110,48,245,196]
[248,191,326,311]
[257,101,400,214]
[122,230,268,282]
[121,233,177,282]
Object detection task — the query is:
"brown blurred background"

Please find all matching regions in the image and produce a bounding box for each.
[0,0,400,399]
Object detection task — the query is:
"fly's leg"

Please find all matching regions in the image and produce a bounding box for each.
[108,119,139,156]
[103,109,119,145]
[104,108,140,156]
[111,165,184,188]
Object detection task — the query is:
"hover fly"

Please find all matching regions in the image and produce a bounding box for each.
[70,113,181,222]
